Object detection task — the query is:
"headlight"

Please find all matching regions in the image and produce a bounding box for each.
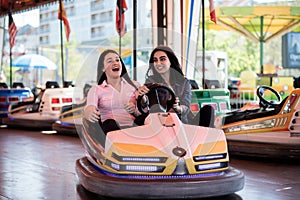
[225,119,276,132]
[193,153,227,162]
[112,153,167,163]
[105,159,165,172]
[195,162,228,171]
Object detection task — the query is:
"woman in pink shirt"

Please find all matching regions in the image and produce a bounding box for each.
[84,49,146,134]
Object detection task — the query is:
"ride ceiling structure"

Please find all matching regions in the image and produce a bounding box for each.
[2,1,300,77]
[0,0,62,17]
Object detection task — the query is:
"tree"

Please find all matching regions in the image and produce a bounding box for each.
[203,29,285,77]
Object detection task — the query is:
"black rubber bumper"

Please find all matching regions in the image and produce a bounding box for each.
[52,121,80,135]
[3,117,54,130]
[76,157,245,199]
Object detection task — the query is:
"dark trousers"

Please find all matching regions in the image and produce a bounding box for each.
[188,105,215,127]
[101,114,147,134]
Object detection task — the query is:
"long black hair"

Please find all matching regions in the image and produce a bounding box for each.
[97,49,137,89]
[146,45,185,84]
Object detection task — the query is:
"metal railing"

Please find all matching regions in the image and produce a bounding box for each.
[230,89,259,109]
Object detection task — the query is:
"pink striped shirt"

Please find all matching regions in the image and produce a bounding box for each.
[86,78,140,126]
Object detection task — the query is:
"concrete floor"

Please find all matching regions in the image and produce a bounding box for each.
[0,127,299,200]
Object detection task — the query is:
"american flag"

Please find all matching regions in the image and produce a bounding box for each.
[8,12,18,48]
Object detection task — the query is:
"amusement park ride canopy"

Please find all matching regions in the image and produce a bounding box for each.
[0,0,60,17]
[205,6,300,73]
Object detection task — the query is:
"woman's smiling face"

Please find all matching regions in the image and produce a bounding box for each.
[103,52,122,78]
[153,51,171,75]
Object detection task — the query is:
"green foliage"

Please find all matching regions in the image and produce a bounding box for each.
[204,30,263,77]
[62,40,84,82]
[109,32,132,48]
[40,39,85,84]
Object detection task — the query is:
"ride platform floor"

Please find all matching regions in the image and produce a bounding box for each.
[0,127,299,200]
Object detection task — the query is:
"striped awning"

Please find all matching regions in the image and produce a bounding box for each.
[205,6,300,43]
[0,0,60,17]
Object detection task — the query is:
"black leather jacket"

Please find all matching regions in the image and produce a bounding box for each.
[145,76,192,123]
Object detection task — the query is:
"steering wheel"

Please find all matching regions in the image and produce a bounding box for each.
[256,85,282,109]
[137,83,176,114]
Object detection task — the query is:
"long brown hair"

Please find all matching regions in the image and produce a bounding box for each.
[146,45,185,84]
[97,49,137,89]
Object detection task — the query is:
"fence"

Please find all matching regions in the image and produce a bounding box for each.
[230,89,259,109]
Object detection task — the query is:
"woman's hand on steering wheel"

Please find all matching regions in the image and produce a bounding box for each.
[138,85,150,96]
[173,97,182,114]
[137,84,176,115]
[137,85,150,106]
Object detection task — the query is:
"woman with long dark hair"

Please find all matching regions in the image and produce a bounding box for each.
[138,45,214,127]
[84,49,145,134]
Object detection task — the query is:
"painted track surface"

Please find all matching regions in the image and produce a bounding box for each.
[0,127,299,200]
